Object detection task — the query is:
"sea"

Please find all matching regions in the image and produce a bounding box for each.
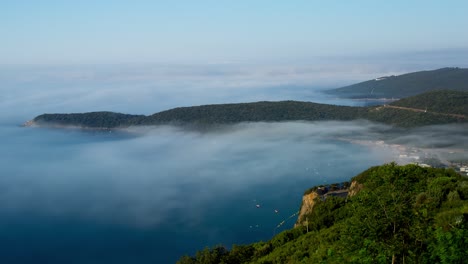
[0,65,394,263]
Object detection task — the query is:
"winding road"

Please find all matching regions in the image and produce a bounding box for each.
[378,105,467,119]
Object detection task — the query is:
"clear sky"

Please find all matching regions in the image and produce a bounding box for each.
[1,0,468,65]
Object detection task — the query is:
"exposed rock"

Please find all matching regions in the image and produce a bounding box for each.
[295,181,358,227]
[295,191,318,227]
[22,120,37,127]
[349,180,364,197]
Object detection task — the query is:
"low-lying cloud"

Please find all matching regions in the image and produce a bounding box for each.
[0,121,389,227]
[1,63,467,263]
[0,63,408,124]
[2,120,467,228]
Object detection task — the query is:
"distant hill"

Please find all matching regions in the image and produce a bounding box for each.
[31,111,145,129]
[391,90,468,116]
[30,90,468,129]
[140,101,366,125]
[31,101,368,128]
[326,67,468,99]
[365,90,468,127]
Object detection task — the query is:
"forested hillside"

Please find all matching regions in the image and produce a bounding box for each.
[326,67,468,99]
[31,111,145,129]
[141,101,366,125]
[391,90,468,116]
[31,90,468,129]
[32,101,367,128]
[177,163,468,264]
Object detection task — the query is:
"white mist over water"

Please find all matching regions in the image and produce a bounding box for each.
[0,121,394,263]
[1,63,466,263]
[0,122,394,226]
[0,63,405,123]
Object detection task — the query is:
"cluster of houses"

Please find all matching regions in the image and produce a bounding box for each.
[344,138,468,176]
[460,166,468,176]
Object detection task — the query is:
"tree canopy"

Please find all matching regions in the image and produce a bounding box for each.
[33,90,468,129]
[178,164,468,263]
[327,67,468,98]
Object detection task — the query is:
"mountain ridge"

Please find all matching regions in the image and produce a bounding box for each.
[326,67,468,99]
[29,90,468,129]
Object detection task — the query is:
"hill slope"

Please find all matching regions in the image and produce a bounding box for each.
[141,101,366,125]
[364,90,467,127]
[391,90,468,116]
[326,67,468,99]
[32,101,368,128]
[177,164,468,264]
[30,90,468,129]
[30,111,145,129]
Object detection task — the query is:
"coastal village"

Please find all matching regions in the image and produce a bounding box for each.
[295,141,468,228]
[342,138,468,176]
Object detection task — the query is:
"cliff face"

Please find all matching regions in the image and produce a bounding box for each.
[295,191,318,227]
[348,181,363,197]
[295,181,361,227]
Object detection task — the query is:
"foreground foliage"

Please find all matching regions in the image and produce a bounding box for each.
[178,164,468,263]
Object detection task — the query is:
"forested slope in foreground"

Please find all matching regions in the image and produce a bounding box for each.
[178,164,468,264]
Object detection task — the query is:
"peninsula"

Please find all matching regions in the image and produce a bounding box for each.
[28,90,468,129]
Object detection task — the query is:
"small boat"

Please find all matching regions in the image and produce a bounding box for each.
[256,204,261,208]
[274,209,279,213]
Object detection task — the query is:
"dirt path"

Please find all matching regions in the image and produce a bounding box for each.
[380,105,467,119]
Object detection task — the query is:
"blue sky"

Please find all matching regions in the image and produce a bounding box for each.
[1,1,468,64]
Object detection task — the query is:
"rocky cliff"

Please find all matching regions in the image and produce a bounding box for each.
[295,191,319,227]
[295,181,360,227]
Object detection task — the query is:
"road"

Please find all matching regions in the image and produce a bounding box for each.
[379,105,467,119]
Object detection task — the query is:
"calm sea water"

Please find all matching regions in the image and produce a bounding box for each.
[0,121,388,263]
[0,65,393,263]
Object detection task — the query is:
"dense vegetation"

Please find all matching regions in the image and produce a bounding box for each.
[33,101,367,128]
[32,111,144,129]
[391,90,468,116]
[142,101,366,125]
[177,164,468,264]
[327,67,468,98]
[366,108,461,127]
[32,90,468,128]
[364,90,468,127]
